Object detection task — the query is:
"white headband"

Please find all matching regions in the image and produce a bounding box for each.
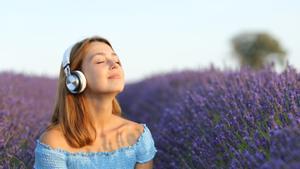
[62,44,74,76]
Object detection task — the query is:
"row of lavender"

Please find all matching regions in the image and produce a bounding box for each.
[0,63,299,168]
[0,71,57,168]
[117,64,300,169]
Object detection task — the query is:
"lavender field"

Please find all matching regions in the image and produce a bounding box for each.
[0,64,299,169]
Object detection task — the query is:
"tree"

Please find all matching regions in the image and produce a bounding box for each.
[231,32,287,70]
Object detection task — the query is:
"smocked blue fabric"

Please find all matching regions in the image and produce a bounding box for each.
[33,123,157,169]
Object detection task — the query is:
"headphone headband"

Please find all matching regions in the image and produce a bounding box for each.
[62,44,74,76]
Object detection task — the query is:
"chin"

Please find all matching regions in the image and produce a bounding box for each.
[109,86,124,93]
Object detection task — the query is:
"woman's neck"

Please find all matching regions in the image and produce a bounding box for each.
[84,92,116,133]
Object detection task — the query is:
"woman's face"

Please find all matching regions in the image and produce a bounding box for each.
[81,41,125,95]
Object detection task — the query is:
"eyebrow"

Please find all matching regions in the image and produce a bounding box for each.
[89,52,118,61]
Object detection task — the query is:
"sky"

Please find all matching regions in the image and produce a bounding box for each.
[1,0,299,83]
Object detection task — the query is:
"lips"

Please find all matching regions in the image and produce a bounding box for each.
[108,74,121,79]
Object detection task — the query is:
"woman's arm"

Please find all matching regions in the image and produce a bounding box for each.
[135,160,154,169]
[34,129,68,169]
[134,124,157,169]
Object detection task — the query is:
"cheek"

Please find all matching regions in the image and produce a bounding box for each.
[85,67,107,82]
[86,74,108,91]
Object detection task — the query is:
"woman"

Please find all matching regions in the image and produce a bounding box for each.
[34,36,157,169]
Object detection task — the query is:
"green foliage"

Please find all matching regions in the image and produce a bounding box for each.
[231,32,287,70]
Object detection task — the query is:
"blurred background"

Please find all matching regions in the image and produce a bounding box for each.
[1,1,300,168]
[0,0,299,83]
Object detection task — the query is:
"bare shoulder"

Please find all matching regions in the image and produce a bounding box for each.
[115,116,145,141]
[126,121,145,134]
[117,116,144,134]
[39,125,68,149]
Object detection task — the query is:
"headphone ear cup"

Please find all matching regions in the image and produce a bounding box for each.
[65,73,80,94]
[72,70,87,93]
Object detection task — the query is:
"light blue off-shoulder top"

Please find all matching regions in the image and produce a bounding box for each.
[33,123,157,169]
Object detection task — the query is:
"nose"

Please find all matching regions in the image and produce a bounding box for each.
[109,59,118,69]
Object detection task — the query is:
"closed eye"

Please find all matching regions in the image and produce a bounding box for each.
[96,61,122,66]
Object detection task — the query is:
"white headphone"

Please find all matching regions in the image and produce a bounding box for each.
[62,44,87,94]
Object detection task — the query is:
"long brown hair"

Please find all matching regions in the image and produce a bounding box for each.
[45,36,123,148]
